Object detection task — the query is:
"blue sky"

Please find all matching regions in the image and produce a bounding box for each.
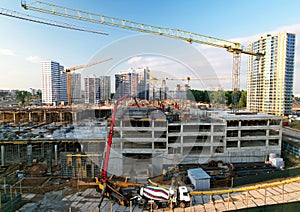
[0,0,300,94]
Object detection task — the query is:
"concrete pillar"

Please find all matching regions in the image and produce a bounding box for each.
[91,161,95,178]
[18,145,21,160]
[43,112,47,122]
[27,144,33,166]
[80,143,84,152]
[180,122,183,154]
[152,155,163,177]
[73,112,77,123]
[238,121,241,149]
[211,125,214,154]
[13,112,16,124]
[41,143,44,158]
[60,112,63,122]
[28,112,32,122]
[1,145,6,167]
[47,145,53,174]
[54,144,58,166]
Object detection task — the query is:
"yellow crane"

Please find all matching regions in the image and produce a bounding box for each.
[64,58,112,105]
[21,1,264,110]
[156,76,231,85]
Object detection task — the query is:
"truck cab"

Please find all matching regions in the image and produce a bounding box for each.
[177,186,191,208]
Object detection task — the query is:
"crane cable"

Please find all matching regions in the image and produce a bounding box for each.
[0,7,108,35]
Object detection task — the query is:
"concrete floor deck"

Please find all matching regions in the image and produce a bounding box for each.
[18,176,300,211]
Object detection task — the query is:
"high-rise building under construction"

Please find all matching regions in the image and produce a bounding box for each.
[247,33,295,116]
[41,60,67,105]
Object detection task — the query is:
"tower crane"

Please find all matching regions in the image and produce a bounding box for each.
[0,7,108,35]
[21,1,264,110]
[64,57,112,105]
[158,76,231,85]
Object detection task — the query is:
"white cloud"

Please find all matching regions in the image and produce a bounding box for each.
[25,55,41,64]
[0,48,15,56]
[127,56,142,64]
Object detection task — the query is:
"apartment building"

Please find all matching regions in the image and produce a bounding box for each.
[247,33,296,116]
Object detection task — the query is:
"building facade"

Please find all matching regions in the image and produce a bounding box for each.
[84,75,111,104]
[115,68,150,100]
[247,33,296,116]
[41,60,67,105]
[100,76,111,101]
[70,73,82,104]
[84,75,101,104]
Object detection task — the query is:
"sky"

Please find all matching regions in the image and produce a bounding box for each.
[0,0,300,94]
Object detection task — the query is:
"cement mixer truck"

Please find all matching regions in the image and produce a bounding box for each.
[138,185,191,209]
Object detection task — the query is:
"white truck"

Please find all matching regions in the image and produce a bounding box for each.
[138,185,191,209]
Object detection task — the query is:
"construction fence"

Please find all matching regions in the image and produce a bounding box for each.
[232,167,300,187]
[235,201,300,212]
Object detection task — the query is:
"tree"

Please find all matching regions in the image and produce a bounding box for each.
[15,90,32,106]
[210,90,225,106]
[188,90,211,103]
[238,90,247,108]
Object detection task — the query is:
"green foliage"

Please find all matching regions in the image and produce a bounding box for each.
[35,90,42,99]
[187,89,247,107]
[238,90,247,107]
[187,90,210,102]
[15,90,32,106]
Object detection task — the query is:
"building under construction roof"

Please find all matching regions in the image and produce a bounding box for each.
[106,107,282,177]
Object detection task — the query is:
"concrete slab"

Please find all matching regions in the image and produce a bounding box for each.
[22,193,36,200]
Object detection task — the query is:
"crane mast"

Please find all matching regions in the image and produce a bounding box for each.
[21,1,264,109]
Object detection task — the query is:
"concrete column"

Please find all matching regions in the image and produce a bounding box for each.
[1,145,6,167]
[13,112,16,124]
[80,143,84,152]
[180,122,183,154]
[60,112,63,122]
[54,144,58,166]
[18,145,21,160]
[28,112,32,122]
[43,112,47,122]
[47,145,53,174]
[238,121,241,149]
[91,161,95,178]
[41,143,44,158]
[211,124,214,154]
[73,112,77,123]
[27,144,33,166]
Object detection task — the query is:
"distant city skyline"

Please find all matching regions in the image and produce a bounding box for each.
[0,1,300,95]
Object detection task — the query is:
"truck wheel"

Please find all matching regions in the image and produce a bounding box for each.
[179,201,186,208]
[152,202,158,210]
[167,202,174,209]
[139,198,146,206]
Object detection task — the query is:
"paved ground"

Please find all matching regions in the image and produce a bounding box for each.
[18,177,300,211]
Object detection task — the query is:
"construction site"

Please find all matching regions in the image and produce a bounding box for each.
[0,98,299,211]
[0,1,299,211]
